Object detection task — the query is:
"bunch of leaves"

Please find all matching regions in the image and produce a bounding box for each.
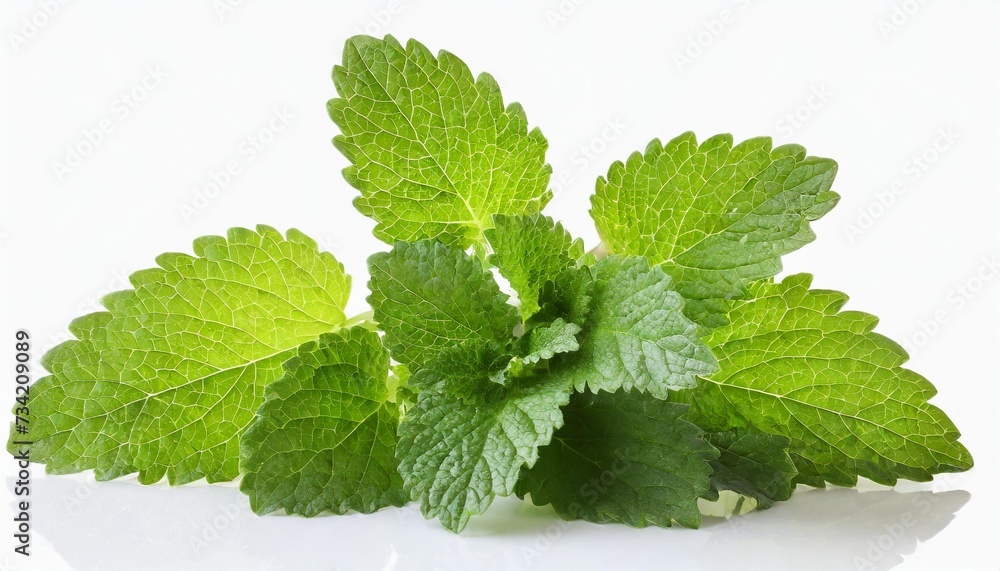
[9,35,972,534]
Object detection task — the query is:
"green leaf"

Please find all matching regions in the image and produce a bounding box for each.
[691,274,973,487]
[485,214,584,319]
[387,363,411,406]
[529,266,594,329]
[8,226,351,484]
[516,390,718,528]
[591,133,839,322]
[515,318,581,365]
[329,35,552,248]
[367,240,519,369]
[396,364,572,532]
[705,427,797,507]
[408,339,511,400]
[239,328,406,516]
[683,298,733,331]
[544,256,717,399]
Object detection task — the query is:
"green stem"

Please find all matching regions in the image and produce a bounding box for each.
[342,310,378,331]
[472,240,491,267]
[588,241,608,261]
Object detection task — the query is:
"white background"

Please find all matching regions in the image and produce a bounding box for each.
[1,1,998,569]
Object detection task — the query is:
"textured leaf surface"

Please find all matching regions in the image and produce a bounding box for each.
[705,427,797,506]
[545,257,717,398]
[485,214,583,318]
[367,240,518,368]
[397,365,572,532]
[691,274,973,487]
[329,35,551,248]
[408,339,511,400]
[591,133,838,321]
[516,390,717,528]
[9,226,350,484]
[530,266,594,329]
[516,318,581,365]
[239,329,406,516]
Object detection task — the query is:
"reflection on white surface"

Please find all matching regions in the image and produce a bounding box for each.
[24,473,969,571]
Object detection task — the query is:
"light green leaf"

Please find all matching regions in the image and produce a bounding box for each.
[387,363,411,406]
[691,274,973,487]
[544,256,717,399]
[329,35,552,248]
[239,328,406,516]
[485,214,584,319]
[8,226,351,484]
[591,133,838,324]
[516,389,718,528]
[705,427,797,507]
[367,240,519,369]
[515,318,581,365]
[396,366,572,532]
